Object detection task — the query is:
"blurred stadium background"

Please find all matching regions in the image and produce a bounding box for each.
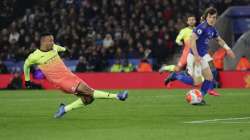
[1,1,250,140]
[0,0,250,89]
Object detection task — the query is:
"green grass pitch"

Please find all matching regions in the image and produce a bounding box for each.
[0,89,250,140]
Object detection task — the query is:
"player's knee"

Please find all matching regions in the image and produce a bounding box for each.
[193,81,201,86]
[174,66,181,72]
[207,77,213,81]
[203,74,213,81]
[81,95,95,105]
[193,77,203,86]
[203,77,213,81]
[76,83,94,96]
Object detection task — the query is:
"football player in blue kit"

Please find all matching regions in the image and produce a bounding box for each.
[165,7,235,104]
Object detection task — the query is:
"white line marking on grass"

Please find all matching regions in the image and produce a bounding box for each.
[184,117,250,124]
[221,121,250,124]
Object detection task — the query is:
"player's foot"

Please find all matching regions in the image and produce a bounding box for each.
[159,65,175,73]
[200,100,206,105]
[208,89,220,96]
[164,72,176,85]
[159,66,166,74]
[54,103,66,118]
[117,90,128,101]
[193,100,206,105]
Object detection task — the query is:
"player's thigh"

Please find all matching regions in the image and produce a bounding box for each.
[186,53,194,76]
[178,52,188,68]
[202,66,213,81]
[186,53,202,85]
[201,57,213,80]
[178,47,189,67]
[192,65,203,86]
[203,53,215,69]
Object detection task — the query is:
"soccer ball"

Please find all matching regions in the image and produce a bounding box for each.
[185,89,203,105]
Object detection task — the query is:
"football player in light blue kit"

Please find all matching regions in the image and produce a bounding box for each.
[165,7,235,103]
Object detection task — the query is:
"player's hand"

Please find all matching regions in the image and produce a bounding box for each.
[226,49,235,59]
[194,55,201,65]
[25,81,32,89]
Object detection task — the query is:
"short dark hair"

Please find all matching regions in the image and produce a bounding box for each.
[186,14,196,20]
[40,32,52,39]
[203,7,217,19]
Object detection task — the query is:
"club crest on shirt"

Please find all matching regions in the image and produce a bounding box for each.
[197,29,202,35]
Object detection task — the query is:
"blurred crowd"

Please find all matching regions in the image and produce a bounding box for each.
[0,0,249,73]
[0,0,16,18]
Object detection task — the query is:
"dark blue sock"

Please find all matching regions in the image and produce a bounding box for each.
[201,80,213,96]
[211,68,218,89]
[173,72,194,85]
[211,68,218,79]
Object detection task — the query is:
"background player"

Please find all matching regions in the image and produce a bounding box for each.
[163,14,219,96]
[23,32,128,118]
[164,7,235,101]
[159,15,196,72]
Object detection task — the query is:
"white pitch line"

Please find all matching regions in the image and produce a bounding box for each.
[221,121,250,124]
[184,117,250,124]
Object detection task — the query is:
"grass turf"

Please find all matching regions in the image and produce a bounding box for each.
[0,89,250,140]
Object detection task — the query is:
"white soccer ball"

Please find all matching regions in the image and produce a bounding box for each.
[185,89,203,105]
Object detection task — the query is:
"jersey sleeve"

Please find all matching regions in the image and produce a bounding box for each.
[193,26,204,38]
[53,44,66,52]
[175,29,184,45]
[23,53,36,81]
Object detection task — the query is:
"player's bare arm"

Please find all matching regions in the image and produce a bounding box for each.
[215,36,235,58]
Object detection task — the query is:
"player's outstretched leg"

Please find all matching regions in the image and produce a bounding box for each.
[54,83,128,118]
[164,72,177,85]
[164,71,194,86]
[54,95,94,118]
[76,82,128,100]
